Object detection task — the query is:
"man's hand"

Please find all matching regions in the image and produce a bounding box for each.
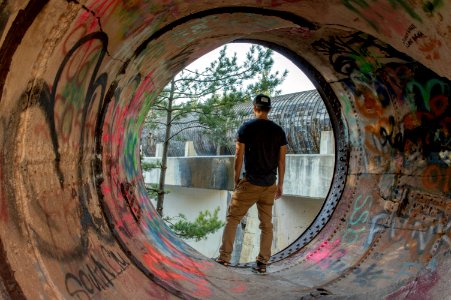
[234,179,240,190]
[275,145,286,200]
[275,184,283,199]
[233,142,245,191]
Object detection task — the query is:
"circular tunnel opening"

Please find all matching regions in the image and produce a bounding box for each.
[2,2,449,299]
[138,41,341,266]
[91,7,350,293]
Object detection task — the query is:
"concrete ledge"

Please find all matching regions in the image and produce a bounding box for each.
[143,154,335,198]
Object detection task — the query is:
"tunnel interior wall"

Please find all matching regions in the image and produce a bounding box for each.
[0,1,449,299]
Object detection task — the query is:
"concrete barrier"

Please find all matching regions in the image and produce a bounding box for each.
[143,154,335,198]
[0,1,449,299]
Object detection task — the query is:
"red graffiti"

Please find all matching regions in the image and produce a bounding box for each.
[385,270,439,300]
[422,164,450,194]
[418,36,442,60]
[143,237,214,298]
[76,0,120,34]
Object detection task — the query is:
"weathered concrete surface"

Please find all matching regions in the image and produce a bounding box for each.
[0,1,449,299]
[143,154,335,198]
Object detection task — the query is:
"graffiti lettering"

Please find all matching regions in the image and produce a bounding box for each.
[343,194,372,244]
[120,182,142,222]
[352,263,388,286]
[365,212,389,248]
[402,24,425,48]
[65,247,129,299]
[380,116,404,150]
[366,209,450,256]
[422,164,450,194]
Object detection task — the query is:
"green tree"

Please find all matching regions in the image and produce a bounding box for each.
[144,44,287,219]
[163,207,225,241]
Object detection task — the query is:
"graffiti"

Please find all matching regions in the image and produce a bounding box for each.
[352,263,389,286]
[314,32,450,167]
[394,261,423,279]
[65,246,130,299]
[366,209,450,256]
[342,0,421,37]
[422,164,450,193]
[142,238,214,298]
[422,0,444,13]
[120,182,142,223]
[342,1,444,59]
[312,32,405,77]
[15,32,115,261]
[379,116,404,150]
[385,269,440,299]
[342,194,372,244]
[402,24,424,48]
[306,239,348,273]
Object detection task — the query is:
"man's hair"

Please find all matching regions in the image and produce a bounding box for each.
[254,105,271,113]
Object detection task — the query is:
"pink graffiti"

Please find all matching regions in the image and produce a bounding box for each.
[143,237,215,298]
[385,270,439,300]
[354,1,410,38]
[76,0,120,34]
[133,72,155,104]
[306,239,347,270]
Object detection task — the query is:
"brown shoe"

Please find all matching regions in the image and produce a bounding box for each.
[252,261,267,274]
[215,258,231,267]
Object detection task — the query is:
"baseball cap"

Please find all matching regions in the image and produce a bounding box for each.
[253,94,271,108]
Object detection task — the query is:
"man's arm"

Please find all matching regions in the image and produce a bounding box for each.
[234,142,245,188]
[275,145,287,199]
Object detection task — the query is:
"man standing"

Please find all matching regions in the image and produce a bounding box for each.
[216,94,287,273]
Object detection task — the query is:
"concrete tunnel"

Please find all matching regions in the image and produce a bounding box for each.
[0,0,449,299]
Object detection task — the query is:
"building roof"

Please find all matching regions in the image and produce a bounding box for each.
[142,90,332,156]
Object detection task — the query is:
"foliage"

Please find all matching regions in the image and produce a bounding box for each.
[163,207,225,241]
[141,159,161,172]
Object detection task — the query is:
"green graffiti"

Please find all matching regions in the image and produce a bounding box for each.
[342,0,422,25]
[422,0,444,13]
[406,79,449,111]
[62,80,84,106]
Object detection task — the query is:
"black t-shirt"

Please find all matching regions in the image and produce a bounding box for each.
[236,119,288,186]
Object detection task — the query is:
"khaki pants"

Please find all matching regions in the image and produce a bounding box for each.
[219,178,277,264]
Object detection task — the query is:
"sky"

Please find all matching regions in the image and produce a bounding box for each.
[185,43,315,95]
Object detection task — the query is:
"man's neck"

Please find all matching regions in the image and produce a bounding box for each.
[255,112,269,120]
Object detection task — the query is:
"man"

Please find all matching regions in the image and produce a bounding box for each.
[216,94,287,273]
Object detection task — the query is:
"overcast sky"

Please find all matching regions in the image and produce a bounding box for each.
[185,43,315,95]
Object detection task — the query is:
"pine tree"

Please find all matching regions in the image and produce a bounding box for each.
[143,44,287,234]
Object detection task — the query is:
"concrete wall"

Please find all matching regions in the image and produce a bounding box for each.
[143,154,335,198]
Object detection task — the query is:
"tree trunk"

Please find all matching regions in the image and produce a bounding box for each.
[156,79,175,216]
